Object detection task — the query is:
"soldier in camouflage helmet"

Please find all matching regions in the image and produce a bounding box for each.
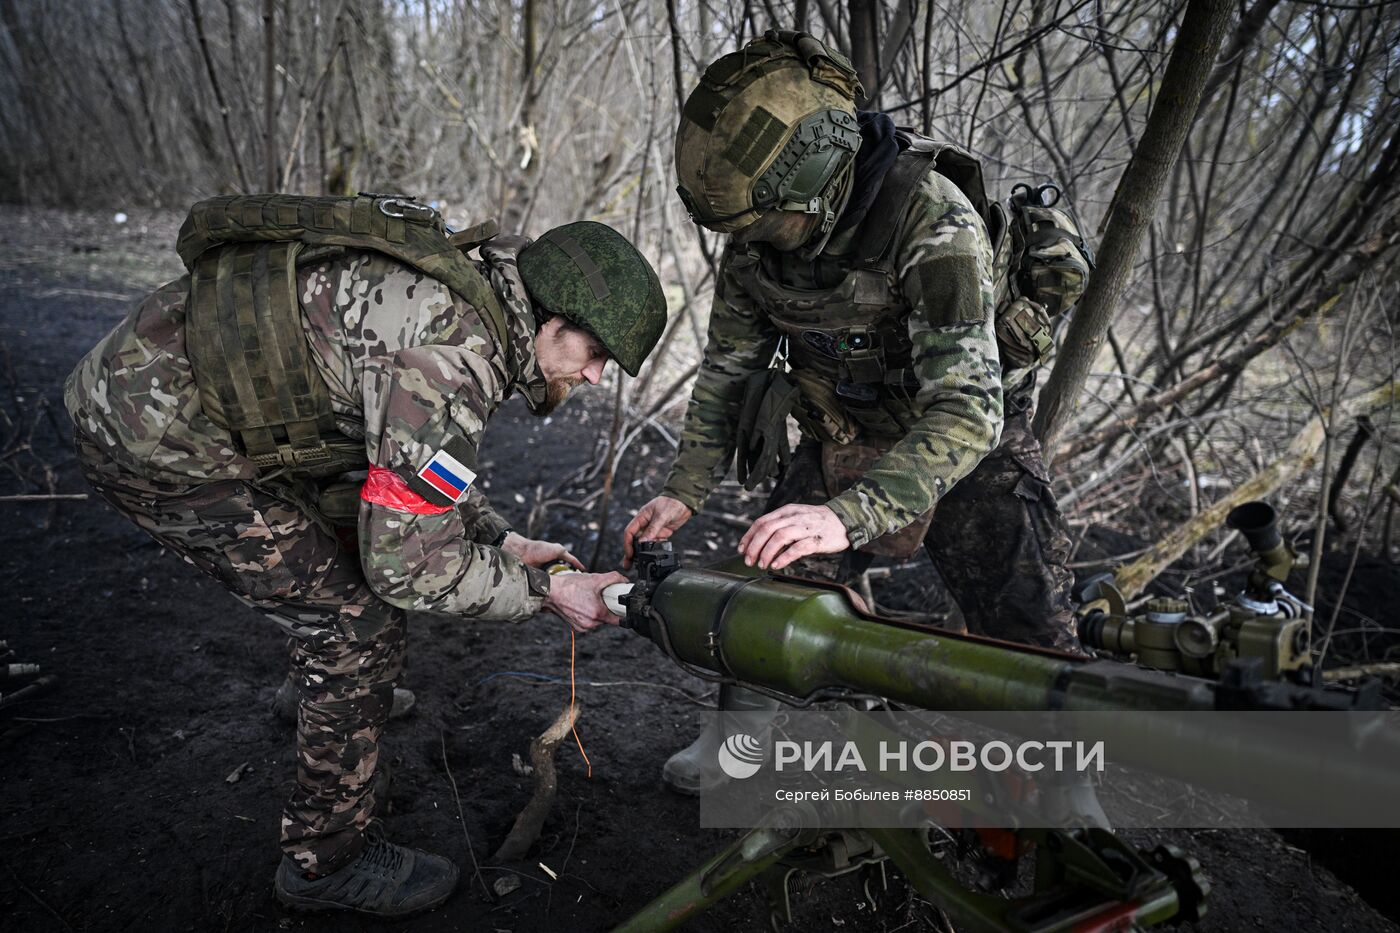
[622,30,1080,794]
[65,201,666,917]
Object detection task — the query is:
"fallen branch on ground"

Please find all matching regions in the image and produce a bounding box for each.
[0,494,88,503]
[1323,662,1400,682]
[492,703,580,863]
[1111,379,1398,599]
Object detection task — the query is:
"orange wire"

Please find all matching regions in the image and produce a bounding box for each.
[569,627,592,778]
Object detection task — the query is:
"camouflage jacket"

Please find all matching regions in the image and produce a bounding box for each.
[663,170,1006,549]
[65,244,552,622]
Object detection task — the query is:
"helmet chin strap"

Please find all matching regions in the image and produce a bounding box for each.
[794,162,856,260]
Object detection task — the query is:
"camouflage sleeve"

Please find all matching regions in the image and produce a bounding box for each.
[661,247,781,511]
[825,173,1004,549]
[461,486,513,545]
[358,337,549,621]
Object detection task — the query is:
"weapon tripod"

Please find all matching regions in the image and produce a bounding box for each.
[613,818,1207,932]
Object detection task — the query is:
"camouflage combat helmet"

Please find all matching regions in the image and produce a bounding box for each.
[675,30,863,236]
[517,221,667,377]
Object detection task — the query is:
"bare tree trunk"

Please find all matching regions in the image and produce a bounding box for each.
[262,0,276,191]
[794,0,810,32]
[114,0,165,177]
[502,0,538,232]
[847,0,879,107]
[188,0,250,191]
[1032,0,1235,459]
[874,0,916,104]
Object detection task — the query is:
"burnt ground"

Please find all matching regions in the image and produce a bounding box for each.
[1,205,1397,932]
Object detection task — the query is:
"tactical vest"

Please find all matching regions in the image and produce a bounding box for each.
[727,133,1009,444]
[176,193,509,478]
[729,131,1093,446]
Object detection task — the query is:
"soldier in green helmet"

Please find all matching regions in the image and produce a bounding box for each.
[65,195,666,917]
[622,30,1087,795]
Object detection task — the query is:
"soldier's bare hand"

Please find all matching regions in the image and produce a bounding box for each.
[739,504,851,571]
[622,496,693,569]
[501,531,584,570]
[543,571,629,633]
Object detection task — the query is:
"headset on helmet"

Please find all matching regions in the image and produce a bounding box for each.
[675,31,864,241]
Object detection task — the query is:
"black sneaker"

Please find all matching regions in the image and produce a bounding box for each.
[271,676,416,724]
[274,825,459,917]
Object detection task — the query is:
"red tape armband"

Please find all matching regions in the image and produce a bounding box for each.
[361,465,457,515]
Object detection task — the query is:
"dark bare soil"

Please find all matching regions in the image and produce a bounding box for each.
[1,205,1396,932]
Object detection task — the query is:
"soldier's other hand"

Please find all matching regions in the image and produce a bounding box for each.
[501,532,584,570]
[543,571,629,634]
[622,496,694,569]
[739,504,851,571]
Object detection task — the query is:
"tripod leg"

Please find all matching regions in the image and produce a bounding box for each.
[612,825,806,933]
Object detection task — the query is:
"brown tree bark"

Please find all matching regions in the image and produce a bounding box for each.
[1032,0,1235,460]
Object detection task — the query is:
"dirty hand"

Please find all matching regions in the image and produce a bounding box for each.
[543,571,629,633]
[501,532,584,570]
[739,503,851,571]
[622,495,694,568]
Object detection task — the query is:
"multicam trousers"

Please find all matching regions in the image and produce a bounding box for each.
[771,410,1078,651]
[76,435,402,875]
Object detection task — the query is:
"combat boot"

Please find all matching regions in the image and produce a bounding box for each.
[274,824,458,917]
[663,684,781,796]
[1040,770,1112,830]
[272,674,416,724]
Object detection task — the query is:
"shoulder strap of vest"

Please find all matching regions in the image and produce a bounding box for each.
[855,131,999,267]
[177,194,513,356]
[854,144,936,267]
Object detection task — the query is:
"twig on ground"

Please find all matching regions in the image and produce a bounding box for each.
[4,862,74,932]
[0,494,88,503]
[478,672,714,706]
[440,730,493,901]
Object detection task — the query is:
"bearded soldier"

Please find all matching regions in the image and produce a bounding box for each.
[66,195,666,916]
[622,31,1088,795]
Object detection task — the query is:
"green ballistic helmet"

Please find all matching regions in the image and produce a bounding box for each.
[675,30,864,235]
[517,221,667,377]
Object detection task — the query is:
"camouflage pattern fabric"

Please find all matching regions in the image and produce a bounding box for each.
[664,169,1005,550]
[76,434,403,874]
[763,412,1077,651]
[922,411,1077,650]
[65,247,552,620]
[674,31,863,234]
[63,242,561,873]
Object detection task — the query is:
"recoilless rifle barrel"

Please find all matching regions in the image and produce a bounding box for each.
[610,501,1395,932]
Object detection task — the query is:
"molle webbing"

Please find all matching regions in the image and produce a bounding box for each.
[178,193,509,348]
[187,241,351,473]
[178,193,511,478]
[760,143,945,393]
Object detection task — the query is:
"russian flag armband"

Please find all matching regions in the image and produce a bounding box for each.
[403,436,479,507]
